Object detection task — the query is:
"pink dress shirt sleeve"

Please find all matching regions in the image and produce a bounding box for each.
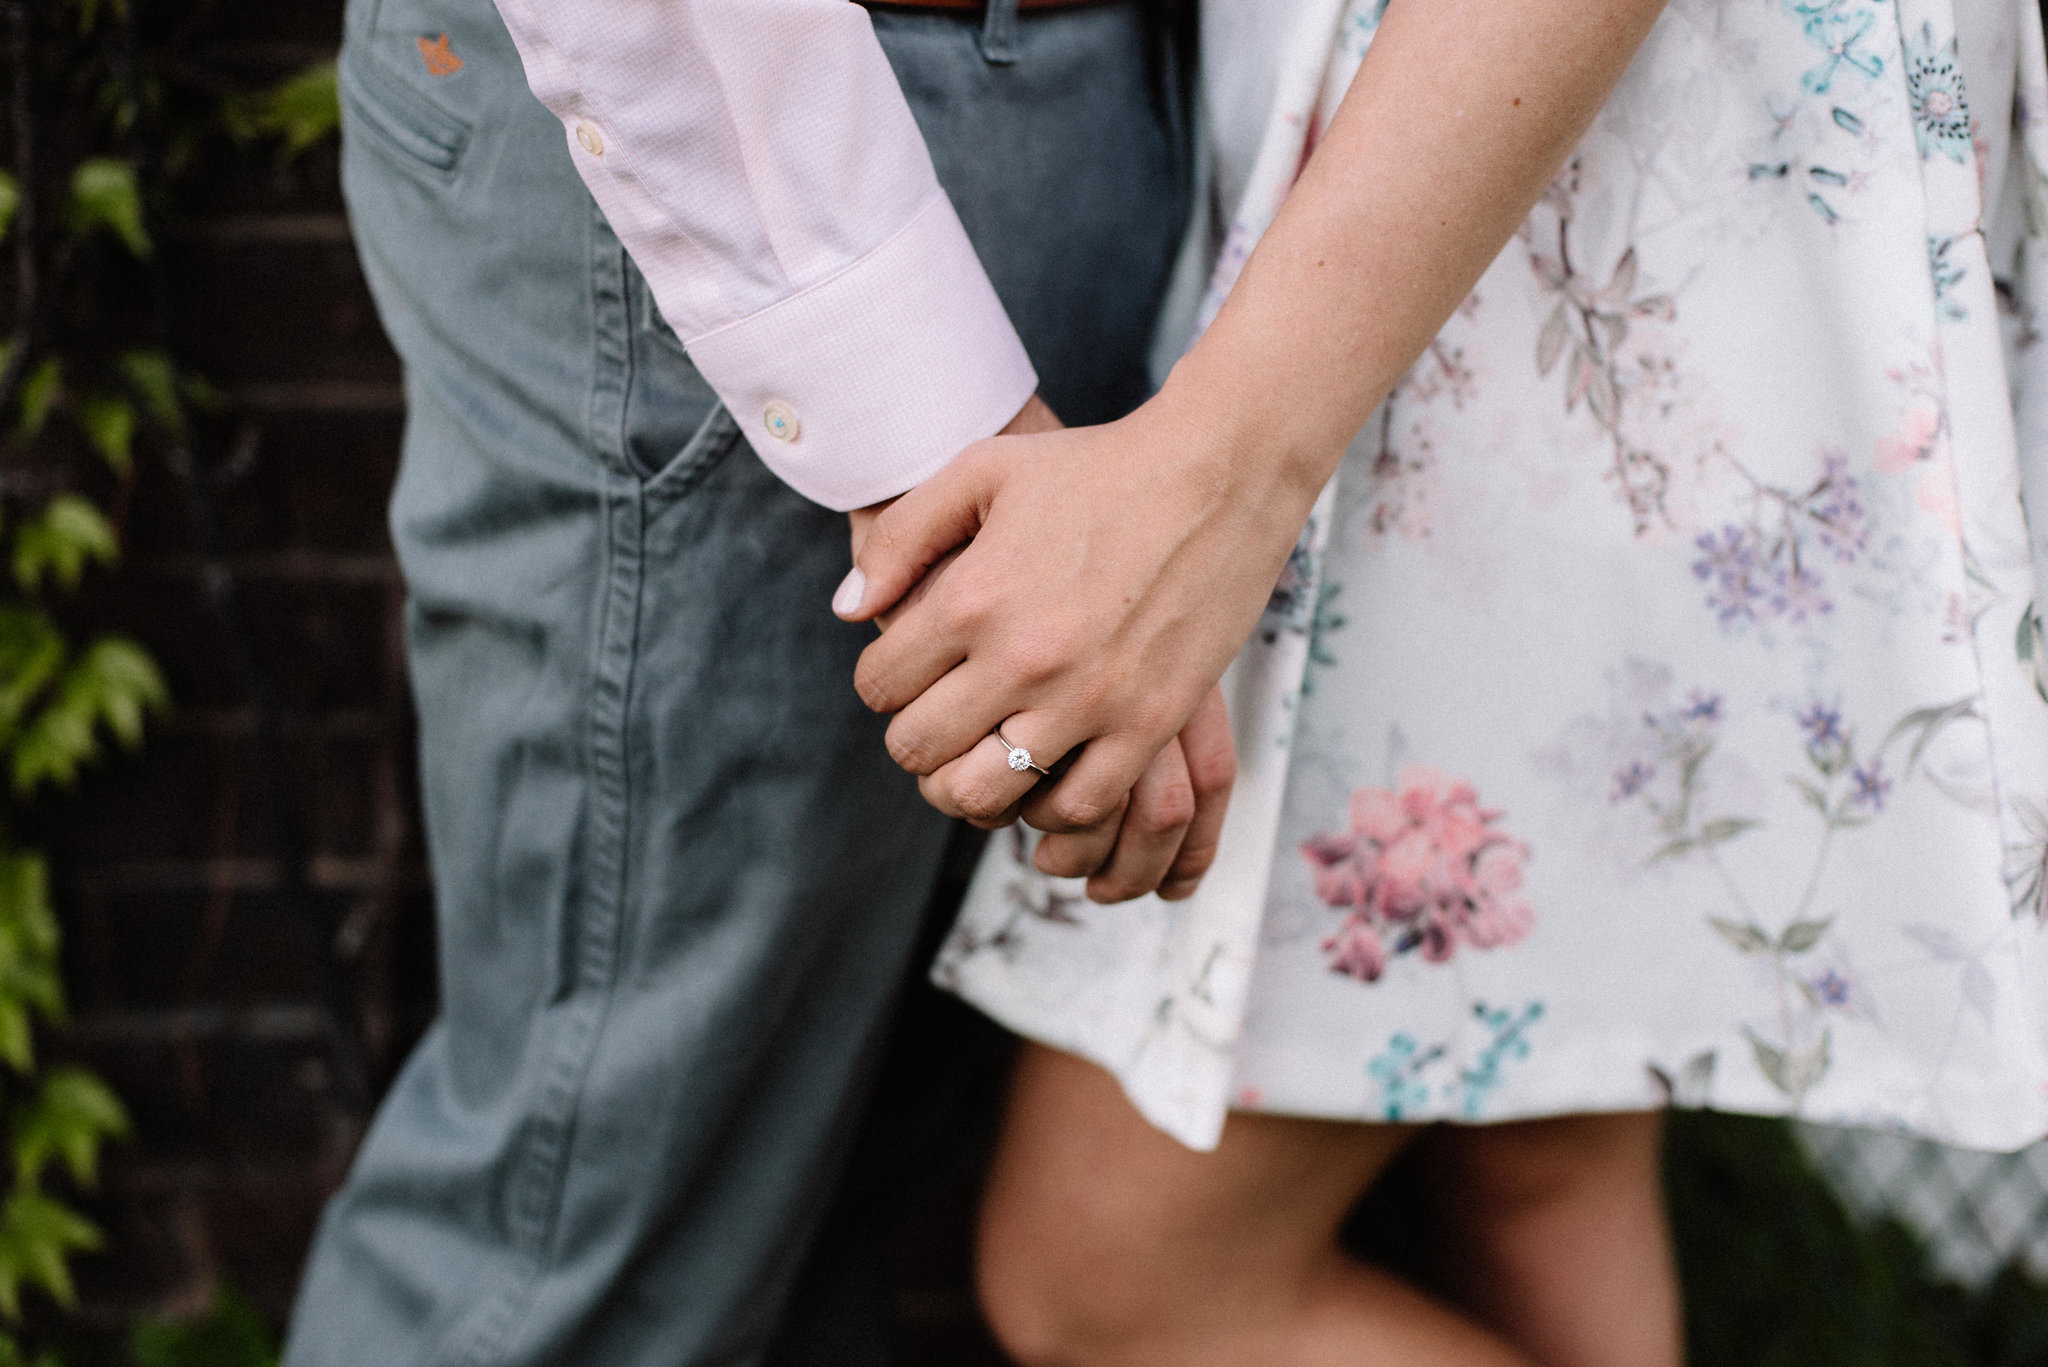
[489,0,1040,510]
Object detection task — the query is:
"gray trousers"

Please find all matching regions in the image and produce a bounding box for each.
[285,0,1189,1363]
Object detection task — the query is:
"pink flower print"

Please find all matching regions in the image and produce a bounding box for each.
[1876,403,1943,474]
[1917,452,1963,539]
[1301,765,1534,981]
[1325,915,1390,981]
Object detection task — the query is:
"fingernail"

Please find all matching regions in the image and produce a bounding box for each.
[832,566,866,618]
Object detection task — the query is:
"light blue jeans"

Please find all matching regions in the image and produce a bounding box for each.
[286,0,1189,1364]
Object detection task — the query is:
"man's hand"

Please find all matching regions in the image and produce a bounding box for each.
[1034,683,1235,903]
[842,394,1241,903]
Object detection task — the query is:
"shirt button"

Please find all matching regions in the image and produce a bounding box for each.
[763,402,801,443]
[575,122,604,156]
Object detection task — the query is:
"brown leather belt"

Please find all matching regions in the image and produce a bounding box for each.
[860,0,1107,11]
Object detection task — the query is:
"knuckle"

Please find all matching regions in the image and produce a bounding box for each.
[953,777,1015,825]
[1140,781,1197,833]
[1088,875,1147,905]
[852,661,896,714]
[883,728,938,776]
[1050,792,1116,831]
[1033,839,1091,879]
[1190,744,1237,796]
[1003,623,1083,688]
[1172,843,1220,881]
[938,571,1000,631]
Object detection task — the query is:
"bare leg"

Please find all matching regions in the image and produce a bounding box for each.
[976,1043,1536,1367]
[1420,1112,1683,1367]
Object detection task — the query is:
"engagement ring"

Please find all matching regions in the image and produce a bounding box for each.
[993,724,1050,777]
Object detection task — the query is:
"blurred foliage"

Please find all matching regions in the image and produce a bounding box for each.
[1345,1110,2048,1365]
[1668,1112,2048,1367]
[0,0,337,1359]
[128,1290,274,1367]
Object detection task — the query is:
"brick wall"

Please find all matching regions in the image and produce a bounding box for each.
[44,0,434,1329]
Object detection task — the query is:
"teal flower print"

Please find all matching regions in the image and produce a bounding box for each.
[1906,23,1971,163]
[1783,0,1884,94]
[1366,1033,1441,1120]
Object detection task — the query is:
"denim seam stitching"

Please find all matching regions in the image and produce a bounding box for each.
[429,197,644,1367]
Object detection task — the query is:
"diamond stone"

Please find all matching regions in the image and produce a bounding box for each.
[1006,747,1033,772]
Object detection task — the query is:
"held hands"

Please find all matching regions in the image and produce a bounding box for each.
[844,396,1239,903]
[837,380,1322,901]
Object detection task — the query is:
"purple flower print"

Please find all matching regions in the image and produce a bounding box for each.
[1796,702,1846,749]
[1682,691,1724,723]
[1692,451,1869,629]
[1302,766,1535,983]
[1693,526,1770,624]
[1849,760,1891,812]
[1808,968,1851,1007]
[1797,701,1853,776]
[1610,760,1655,803]
[1807,453,1870,561]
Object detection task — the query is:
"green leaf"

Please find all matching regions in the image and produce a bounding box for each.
[226,62,340,162]
[1699,816,1760,846]
[1883,696,1981,777]
[68,158,150,258]
[0,1005,32,1077]
[1709,917,1772,954]
[71,393,133,475]
[13,1068,128,1189]
[11,636,165,793]
[0,1188,102,1317]
[1747,1031,1789,1092]
[69,637,165,749]
[1787,775,1830,816]
[0,852,59,964]
[0,849,68,1042]
[119,350,184,438]
[13,497,118,594]
[0,173,17,245]
[0,609,66,743]
[14,362,60,443]
[1778,918,1832,953]
[1649,835,1696,862]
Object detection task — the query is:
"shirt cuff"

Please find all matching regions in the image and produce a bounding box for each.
[680,194,1038,511]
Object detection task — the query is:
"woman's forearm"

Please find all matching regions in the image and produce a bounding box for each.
[1174,0,1669,497]
[841,0,1672,843]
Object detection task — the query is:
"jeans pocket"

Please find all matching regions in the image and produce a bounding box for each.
[642,405,745,505]
[339,44,472,183]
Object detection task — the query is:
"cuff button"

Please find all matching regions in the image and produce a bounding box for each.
[575,122,604,156]
[763,402,801,443]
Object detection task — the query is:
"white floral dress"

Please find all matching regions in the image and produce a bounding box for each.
[938,0,2048,1152]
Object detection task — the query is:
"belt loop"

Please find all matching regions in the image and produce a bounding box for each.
[980,0,1019,65]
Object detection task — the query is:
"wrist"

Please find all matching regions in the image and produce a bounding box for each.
[1151,347,1334,521]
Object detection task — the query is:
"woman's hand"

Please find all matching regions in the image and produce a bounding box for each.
[837,386,1317,842]
[844,394,1246,903]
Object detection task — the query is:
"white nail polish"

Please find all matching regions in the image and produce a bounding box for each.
[832,566,866,618]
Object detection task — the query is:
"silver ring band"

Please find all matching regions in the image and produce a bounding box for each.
[993,724,1050,777]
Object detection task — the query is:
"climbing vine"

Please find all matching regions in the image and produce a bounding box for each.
[0,0,336,1357]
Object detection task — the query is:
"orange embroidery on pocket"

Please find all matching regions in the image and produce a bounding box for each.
[418,34,464,76]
